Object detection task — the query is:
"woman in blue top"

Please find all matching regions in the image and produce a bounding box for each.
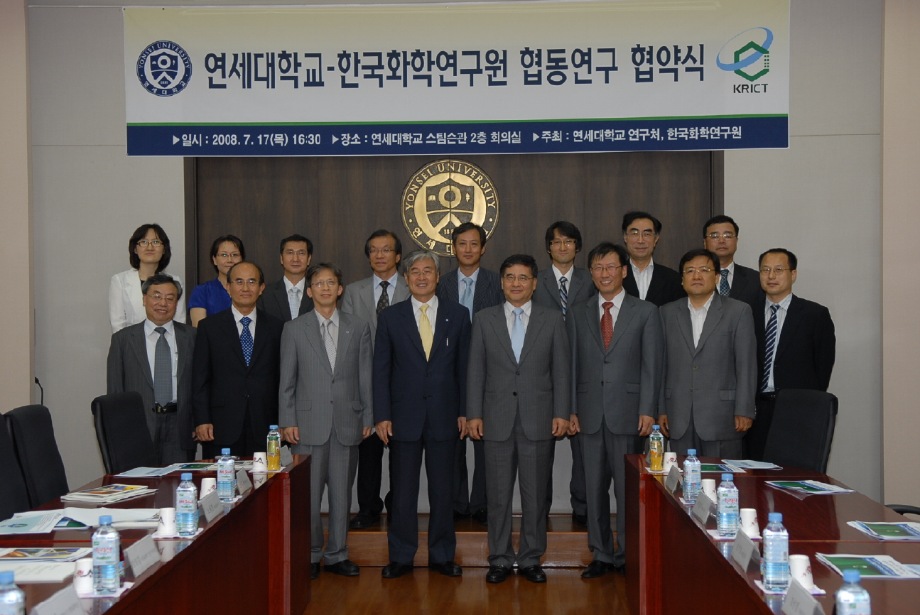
[188,234,245,326]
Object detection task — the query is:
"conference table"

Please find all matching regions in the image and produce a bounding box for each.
[625,454,920,614]
[0,455,310,614]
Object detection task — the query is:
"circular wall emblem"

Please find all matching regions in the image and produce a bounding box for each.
[136,40,193,97]
[401,159,500,256]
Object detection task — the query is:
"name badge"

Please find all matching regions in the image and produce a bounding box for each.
[730,529,758,571]
[236,468,253,495]
[691,493,713,524]
[665,465,681,493]
[280,446,294,467]
[31,584,83,615]
[125,534,159,578]
[200,489,224,523]
[782,579,824,615]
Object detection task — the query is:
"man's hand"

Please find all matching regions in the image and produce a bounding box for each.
[457,417,468,439]
[467,418,484,440]
[658,415,669,438]
[735,416,753,432]
[637,415,654,437]
[282,426,299,445]
[376,420,393,445]
[195,423,214,442]
[552,418,570,438]
[362,426,374,439]
[568,414,580,436]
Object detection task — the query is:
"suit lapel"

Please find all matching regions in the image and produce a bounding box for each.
[774,296,799,361]
[519,307,548,365]
[334,314,353,373]
[695,294,724,354]
[400,302,427,359]
[175,324,192,383]
[580,301,605,354]
[221,311,248,369]
[429,305,452,360]
[129,325,154,387]
[676,302,696,355]
[539,270,561,310]
[608,296,637,354]
[304,316,333,375]
[487,307,517,364]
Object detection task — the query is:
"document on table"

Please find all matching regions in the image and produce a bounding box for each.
[0,512,63,534]
[0,548,92,562]
[765,480,853,496]
[722,459,783,470]
[816,553,920,579]
[0,561,75,583]
[15,508,160,529]
[848,521,920,541]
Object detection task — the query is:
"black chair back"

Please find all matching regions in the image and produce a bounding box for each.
[0,413,31,520]
[91,392,158,474]
[6,404,70,508]
[762,389,838,473]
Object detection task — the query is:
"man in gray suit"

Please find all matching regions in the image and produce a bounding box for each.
[568,243,663,578]
[467,254,571,584]
[107,274,196,465]
[341,229,411,529]
[659,249,756,457]
[703,215,763,311]
[279,263,373,580]
[257,234,315,322]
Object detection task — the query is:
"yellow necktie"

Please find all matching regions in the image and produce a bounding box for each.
[419,304,433,359]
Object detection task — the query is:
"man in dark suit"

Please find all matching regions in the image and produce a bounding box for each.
[703,214,763,311]
[107,274,196,465]
[341,229,411,529]
[568,243,663,578]
[532,220,594,525]
[467,254,571,584]
[279,263,373,580]
[373,251,470,579]
[257,234,315,322]
[745,248,836,459]
[436,222,503,524]
[192,261,283,459]
[659,249,757,457]
[621,211,685,306]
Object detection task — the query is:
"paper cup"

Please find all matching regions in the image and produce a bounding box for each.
[701,478,717,503]
[740,508,759,537]
[200,477,217,498]
[73,557,94,595]
[158,507,177,536]
[789,554,814,590]
[252,452,268,473]
[663,452,678,473]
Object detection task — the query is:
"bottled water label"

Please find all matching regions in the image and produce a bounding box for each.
[93,536,120,594]
[218,460,235,501]
[762,534,789,590]
[717,486,739,536]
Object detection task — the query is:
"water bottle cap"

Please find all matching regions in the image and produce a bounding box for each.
[768,512,782,523]
[652,424,660,430]
[721,473,733,481]
[99,515,112,525]
[843,569,861,583]
[687,448,696,456]
[181,472,192,481]
[270,425,278,430]
[221,448,231,455]
[0,570,13,584]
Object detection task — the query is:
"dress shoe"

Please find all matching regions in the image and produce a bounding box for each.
[428,561,462,577]
[310,563,320,580]
[572,512,588,527]
[349,513,380,529]
[519,564,547,583]
[581,560,616,579]
[325,559,360,577]
[486,565,511,584]
[472,508,488,525]
[453,510,471,521]
[381,562,414,579]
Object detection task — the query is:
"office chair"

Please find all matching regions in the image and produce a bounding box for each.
[761,389,838,473]
[0,413,31,520]
[6,404,70,508]
[91,392,158,474]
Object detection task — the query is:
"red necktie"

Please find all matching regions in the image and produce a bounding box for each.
[601,301,614,349]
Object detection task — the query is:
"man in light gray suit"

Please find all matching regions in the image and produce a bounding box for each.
[659,249,756,457]
[568,243,663,578]
[467,254,571,585]
[341,229,411,529]
[107,274,196,465]
[279,263,373,580]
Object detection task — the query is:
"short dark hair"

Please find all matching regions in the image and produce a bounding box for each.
[621,211,662,234]
[209,235,246,273]
[679,248,720,274]
[587,242,629,269]
[279,234,313,256]
[141,273,183,300]
[500,254,538,278]
[364,229,402,258]
[544,221,583,253]
[759,248,798,271]
[451,222,486,246]
[227,261,265,285]
[128,223,172,272]
[307,262,343,286]
[703,215,739,238]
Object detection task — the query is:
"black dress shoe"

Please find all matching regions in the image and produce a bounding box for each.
[572,512,588,526]
[581,560,616,579]
[453,510,471,521]
[310,563,320,580]
[349,513,380,529]
[519,564,547,583]
[381,562,414,579]
[325,559,360,576]
[472,508,488,525]
[613,563,626,575]
[486,565,511,584]
[428,561,462,577]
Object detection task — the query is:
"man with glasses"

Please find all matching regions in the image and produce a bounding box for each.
[702,215,763,310]
[745,248,836,460]
[258,234,315,322]
[192,261,283,459]
[107,274,196,465]
[658,249,756,457]
[621,211,685,306]
[467,254,571,584]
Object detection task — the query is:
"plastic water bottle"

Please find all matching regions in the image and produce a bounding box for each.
[836,569,871,614]
[92,515,121,595]
[648,425,664,471]
[762,512,789,591]
[683,448,701,504]
[267,424,282,471]
[716,473,739,537]
[0,571,25,615]
[217,448,235,502]
[176,472,199,537]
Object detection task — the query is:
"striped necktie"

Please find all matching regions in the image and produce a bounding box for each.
[559,276,568,316]
[760,304,779,392]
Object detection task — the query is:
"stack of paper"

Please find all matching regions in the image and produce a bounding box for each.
[0,548,92,562]
[60,484,155,504]
[848,521,920,541]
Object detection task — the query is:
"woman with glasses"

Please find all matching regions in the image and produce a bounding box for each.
[188,235,246,327]
[108,223,186,332]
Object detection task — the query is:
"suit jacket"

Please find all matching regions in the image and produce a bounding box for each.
[436,267,503,319]
[659,294,756,441]
[278,311,373,450]
[341,274,411,348]
[373,298,471,442]
[755,295,836,391]
[622,262,686,307]
[728,264,764,311]
[257,278,314,323]
[108,269,187,332]
[533,266,595,314]
[192,308,283,447]
[466,303,571,442]
[106,320,196,451]
[569,294,663,435]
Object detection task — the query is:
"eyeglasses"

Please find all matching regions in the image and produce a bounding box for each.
[591,264,624,274]
[502,274,534,283]
[759,266,792,275]
[137,239,163,247]
[705,232,737,240]
[682,267,714,275]
[217,252,241,260]
[311,279,338,289]
[147,292,177,304]
[626,229,656,239]
[231,278,260,287]
[549,239,576,248]
[369,247,395,255]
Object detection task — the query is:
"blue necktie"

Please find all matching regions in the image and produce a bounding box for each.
[760,304,779,392]
[240,316,253,366]
[511,307,525,362]
[719,269,730,296]
[460,277,474,321]
[559,276,569,316]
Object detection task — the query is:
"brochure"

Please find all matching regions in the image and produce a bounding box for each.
[765,480,853,496]
[848,521,920,541]
[816,553,920,579]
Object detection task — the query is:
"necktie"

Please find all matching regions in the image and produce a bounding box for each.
[376,280,390,315]
[289,287,301,320]
[419,304,433,359]
[153,327,172,405]
[559,276,569,316]
[240,316,253,366]
[511,307,525,362]
[719,269,730,296]
[460,277,474,320]
[601,301,614,350]
[760,304,779,392]
[323,319,337,371]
